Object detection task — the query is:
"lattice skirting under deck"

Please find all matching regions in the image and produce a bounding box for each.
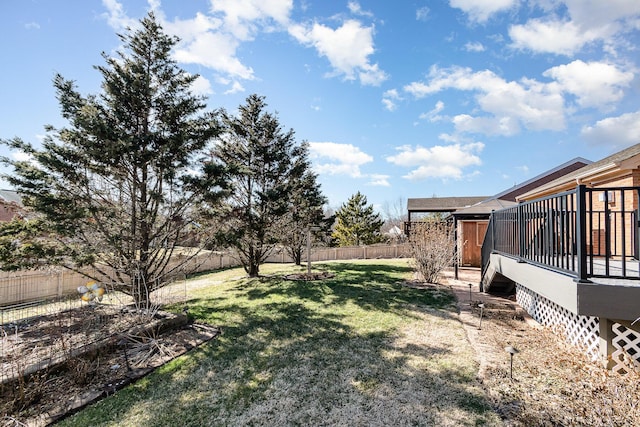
[516,284,600,361]
[611,323,640,375]
[516,284,640,374]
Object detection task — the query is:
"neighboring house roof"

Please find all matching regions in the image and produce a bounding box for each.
[518,143,640,201]
[407,196,489,213]
[385,225,403,236]
[0,189,22,206]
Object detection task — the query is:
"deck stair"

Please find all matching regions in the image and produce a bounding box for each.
[481,259,515,293]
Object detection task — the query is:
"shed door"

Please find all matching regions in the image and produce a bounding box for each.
[461,221,488,267]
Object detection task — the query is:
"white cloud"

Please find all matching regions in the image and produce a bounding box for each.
[210,0,293,40]
[223,80,245,94]
[464,41,485,52]
[416,7,430,21]
[24,22,40,30]
[382,89,402,111]
[309,142,373,177]
[508,1,640,55]
[348,1,374,18]
[190,75,214,95]
[102,0,139,31]
[102,0,293,88]
[449,0,517,23]
[543,60,634,109]
[404,66,566,135]
[563,0,640,32]
[419,101,445,122]
[173,31,255,80]
[452,114,520,136]
[581,111,640,148]
[509,19,601,55]
[386,143,484,180]
[12,151,33,162]
[289,20,388,86]
[368,174,391,187]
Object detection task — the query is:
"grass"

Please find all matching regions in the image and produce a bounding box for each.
[60,259,501,426]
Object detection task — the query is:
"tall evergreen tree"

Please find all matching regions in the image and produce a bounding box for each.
[212,94,311,276]
[0,14,227,307]
[281,146,328,265]
[332,192,384,246]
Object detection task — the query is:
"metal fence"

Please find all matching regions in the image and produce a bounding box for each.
[482,185,640,282]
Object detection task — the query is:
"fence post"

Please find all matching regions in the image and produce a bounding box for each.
[575,185,590,282]
[518,203,526,262]
[491,210,496,252]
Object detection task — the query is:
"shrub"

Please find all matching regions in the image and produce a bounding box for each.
[408,220,455,283]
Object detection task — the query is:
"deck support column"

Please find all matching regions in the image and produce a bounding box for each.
[598,318,616,370]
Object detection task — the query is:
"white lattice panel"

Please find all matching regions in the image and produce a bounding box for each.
[516,285,600,361]
[611,323,640,375]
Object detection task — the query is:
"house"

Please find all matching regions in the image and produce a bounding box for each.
[481,143,640,374]
[405,158,592,272]
[0,189,24,222]
[453,157,591,270]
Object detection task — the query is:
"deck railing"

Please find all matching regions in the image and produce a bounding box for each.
[481,185,640,283]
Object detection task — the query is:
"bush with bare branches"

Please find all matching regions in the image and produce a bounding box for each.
[408,220,455,283]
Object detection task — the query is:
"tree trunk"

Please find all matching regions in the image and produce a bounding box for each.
[132,275,152,310]
[248,262,260,277]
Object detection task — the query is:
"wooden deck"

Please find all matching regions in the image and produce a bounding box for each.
[484,252,640,321]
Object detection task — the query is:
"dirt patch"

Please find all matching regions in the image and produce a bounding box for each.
[1,306,220,426]
[441,268,640,426]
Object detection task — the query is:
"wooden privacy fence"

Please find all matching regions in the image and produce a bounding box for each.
[264,244,411,263]
[0,251,237,307]
[0,245,410,306]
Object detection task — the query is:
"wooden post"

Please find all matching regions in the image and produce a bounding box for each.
[599,318,616,370]
[307,227,312,275]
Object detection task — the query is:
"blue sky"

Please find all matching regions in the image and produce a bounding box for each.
[2,1,640,214]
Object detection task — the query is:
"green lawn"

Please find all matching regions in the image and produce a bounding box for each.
[60,259,501,426]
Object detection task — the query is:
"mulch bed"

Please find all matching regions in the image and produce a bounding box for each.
[1,306,220,426]
[283,272,335,281]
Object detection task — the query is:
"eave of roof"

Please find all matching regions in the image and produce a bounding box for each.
[517,143,640,201]
[452,198,518,216]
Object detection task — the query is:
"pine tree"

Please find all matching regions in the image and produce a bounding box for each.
[332,192,384,246]
[0,13,227,307]
[212,94,314,276]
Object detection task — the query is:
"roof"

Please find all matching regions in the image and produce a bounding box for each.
[407,196,489,212]
[452,198,518,217]
[493,157,591,202]
[0,189,22,206]
[518,143,640,200]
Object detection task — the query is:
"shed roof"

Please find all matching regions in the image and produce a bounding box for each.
[452,198,518,217]
[407,196,489,212]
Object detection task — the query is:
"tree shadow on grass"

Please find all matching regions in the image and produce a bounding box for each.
[60,262,504,426]
[239,262,456,318]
